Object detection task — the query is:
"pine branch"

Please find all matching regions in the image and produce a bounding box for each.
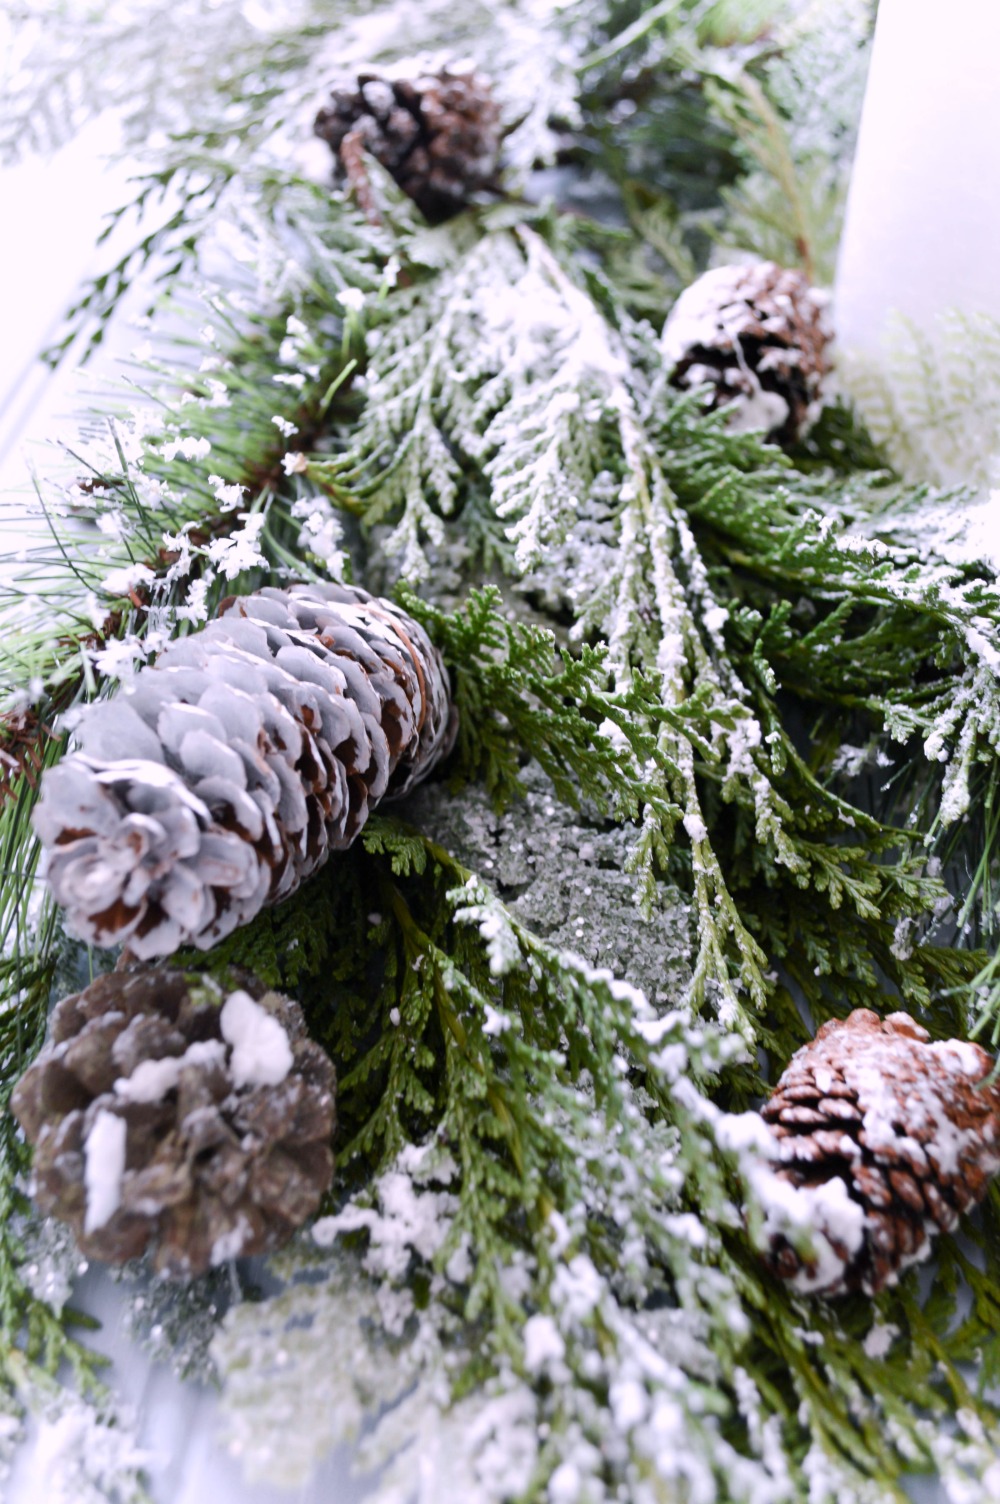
[300,213,1000,1049]
[6,7,1000,1498]
[6,0,583,362]
[707,71,817,280]
[205,817,1000,1500]
[645,378,1000,1006]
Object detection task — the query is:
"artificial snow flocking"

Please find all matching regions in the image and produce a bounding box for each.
[8,3,1000,1498]
[33,583,456,958]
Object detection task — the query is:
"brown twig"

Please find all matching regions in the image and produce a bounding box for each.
[0,711,59,808]
[338,127,383,228]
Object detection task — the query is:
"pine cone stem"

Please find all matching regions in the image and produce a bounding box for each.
[0,710,58,808]
[339,125,384,227]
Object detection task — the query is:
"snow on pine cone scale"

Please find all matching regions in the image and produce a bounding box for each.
[758,1010,1000,1296]
[11,968,335,1276]
[314,64,502,222]
[33,583,456,959]
[660,261,832,445]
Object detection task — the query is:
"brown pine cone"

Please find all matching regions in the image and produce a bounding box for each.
[11,969,336,1278]
[660,261,832,445]
[0,707,55,810]
[32,582,456,958]
[758,1009,1000,1296]
[314,64,502,223]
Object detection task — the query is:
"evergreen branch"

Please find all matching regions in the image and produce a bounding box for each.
[397,583,673,823]
[6,0,583,360]
[642,374,1000,1004]
[706,70,816,280]
[6,9,999,1496]
[205,819,1000,1500]
[308,214,997,1048]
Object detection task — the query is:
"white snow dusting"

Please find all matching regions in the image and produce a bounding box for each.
[522,1313,566,1376]
[750,1165,864,1296]
[100,562,155,597]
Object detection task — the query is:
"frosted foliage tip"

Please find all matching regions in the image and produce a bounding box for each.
[33,583,456,958]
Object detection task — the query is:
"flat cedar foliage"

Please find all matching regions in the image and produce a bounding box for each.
[2,1,1000,1499]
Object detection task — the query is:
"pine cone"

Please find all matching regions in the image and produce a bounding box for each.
[314,64,502,223]
[33,582,456,959]
[11,968,335,1277]
[758,1009,1000,1296]
[660,261,832,445]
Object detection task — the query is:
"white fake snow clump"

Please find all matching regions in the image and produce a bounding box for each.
[83,1110,127,1234]
[220,989,293,1088]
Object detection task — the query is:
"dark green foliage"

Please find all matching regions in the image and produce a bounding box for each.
[398,584,674,821]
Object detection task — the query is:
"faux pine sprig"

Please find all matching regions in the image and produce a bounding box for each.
[4,203,999,1498]
[4,0,583,364]
[199,810,1000,1501]
[307,218,983,1048]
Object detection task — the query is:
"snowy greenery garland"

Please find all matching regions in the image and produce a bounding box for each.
[4,1,1000,1501]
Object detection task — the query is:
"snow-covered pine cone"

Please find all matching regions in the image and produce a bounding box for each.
[11,968,335,1277]
[758,1009,1000,1296]
[660,261,832,445]
[314,64,502,222]
[33,583,456,959]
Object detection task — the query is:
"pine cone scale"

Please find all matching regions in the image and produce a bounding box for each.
[661,261,832,445]
[315,64,501,222]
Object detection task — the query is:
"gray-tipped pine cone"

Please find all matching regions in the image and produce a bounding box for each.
[33,583,456,959]
[660,261,832,445]
[314,64,502,222]
[758,1009,1000,1296]
[11,969,335,1277]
